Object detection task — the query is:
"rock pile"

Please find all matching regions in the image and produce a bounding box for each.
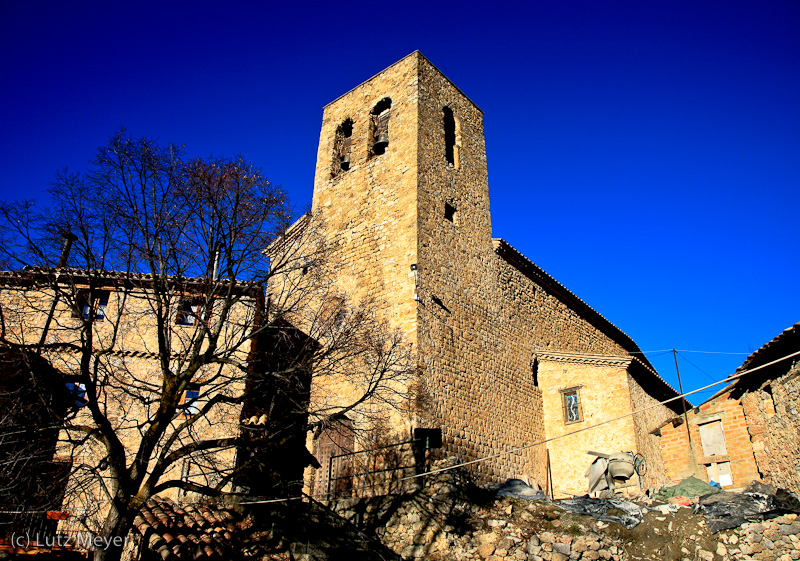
[451,518,626,561]
[715,514,800,561]
[331,458,626,560]
[329,458,800,561]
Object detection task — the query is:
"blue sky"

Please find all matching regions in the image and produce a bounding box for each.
[2,1,798,402]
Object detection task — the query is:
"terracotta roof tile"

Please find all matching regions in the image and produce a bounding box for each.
[132,496,281,561]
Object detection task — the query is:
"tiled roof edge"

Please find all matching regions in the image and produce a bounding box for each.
[492,239,650,364]
[0,267,262,291]
[736,321,800,373]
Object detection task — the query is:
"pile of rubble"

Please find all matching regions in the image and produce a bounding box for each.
[329,457,800,561]
[721,516,800,560]
[444,510,627,561]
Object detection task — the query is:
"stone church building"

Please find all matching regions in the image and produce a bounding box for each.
[303,51,685,496]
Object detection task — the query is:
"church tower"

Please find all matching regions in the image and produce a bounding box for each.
[311,51,493,343]
[310,52,544,484]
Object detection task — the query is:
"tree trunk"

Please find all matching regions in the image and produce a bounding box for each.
[92,505,134,561]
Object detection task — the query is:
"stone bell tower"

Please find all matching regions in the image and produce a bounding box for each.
[311,52,544,483]
[311,51,493,342]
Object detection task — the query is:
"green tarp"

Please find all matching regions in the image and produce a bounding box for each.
[654,476,722,499]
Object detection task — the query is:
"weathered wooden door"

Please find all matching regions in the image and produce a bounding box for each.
[313,419,355,498]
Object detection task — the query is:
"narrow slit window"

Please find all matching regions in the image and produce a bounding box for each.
[370,98,392,157]
[443,106,460,168]
[332,118,354,177]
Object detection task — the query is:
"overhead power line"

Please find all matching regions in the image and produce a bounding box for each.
[244,349,800,504]
[635,349,751,355]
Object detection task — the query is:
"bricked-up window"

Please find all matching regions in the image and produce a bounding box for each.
[443,106,460,168]
[177,297,207,327]
[561,387,583,424]
[332,118,354,177]
[444,202,457,223]
[74,289,110,321]
[370,98,392,157]
[319,295,345,331]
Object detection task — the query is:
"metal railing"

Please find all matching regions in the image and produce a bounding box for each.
[326,438,420,500]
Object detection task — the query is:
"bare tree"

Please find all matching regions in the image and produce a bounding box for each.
[0,130,413,561]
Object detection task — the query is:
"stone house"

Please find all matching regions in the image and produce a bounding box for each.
[300,51,686,497]
[0,267,278,543]
[656,321,800,492]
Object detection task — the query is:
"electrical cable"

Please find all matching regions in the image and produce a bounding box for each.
[675,350,718,384]
[633,349,751,355]
[241,348,800,505]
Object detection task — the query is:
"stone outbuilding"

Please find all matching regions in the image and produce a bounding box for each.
[656,321,800,492]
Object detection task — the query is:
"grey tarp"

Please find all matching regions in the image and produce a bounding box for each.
[695,484,800,533]
[555,497,644,529]
[494,479,550,501]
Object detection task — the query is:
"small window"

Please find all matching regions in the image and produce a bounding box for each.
[561,387,583,424]
[531,358,539,387]
[444,202,457,223]
[177,298,206,327]
[75,290,110,321]
[178,384,201,417]
[370,98,392,157]
[66,382,87,408]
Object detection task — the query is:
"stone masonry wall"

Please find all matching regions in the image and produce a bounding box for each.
[311,54,420,344]
[414,54,546,485]
[305,52,679,494]
[494,256,629,357]
[0,281,254,534]
[741,365,800,492]
[492,251,679,494]
[307,53,422,444]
